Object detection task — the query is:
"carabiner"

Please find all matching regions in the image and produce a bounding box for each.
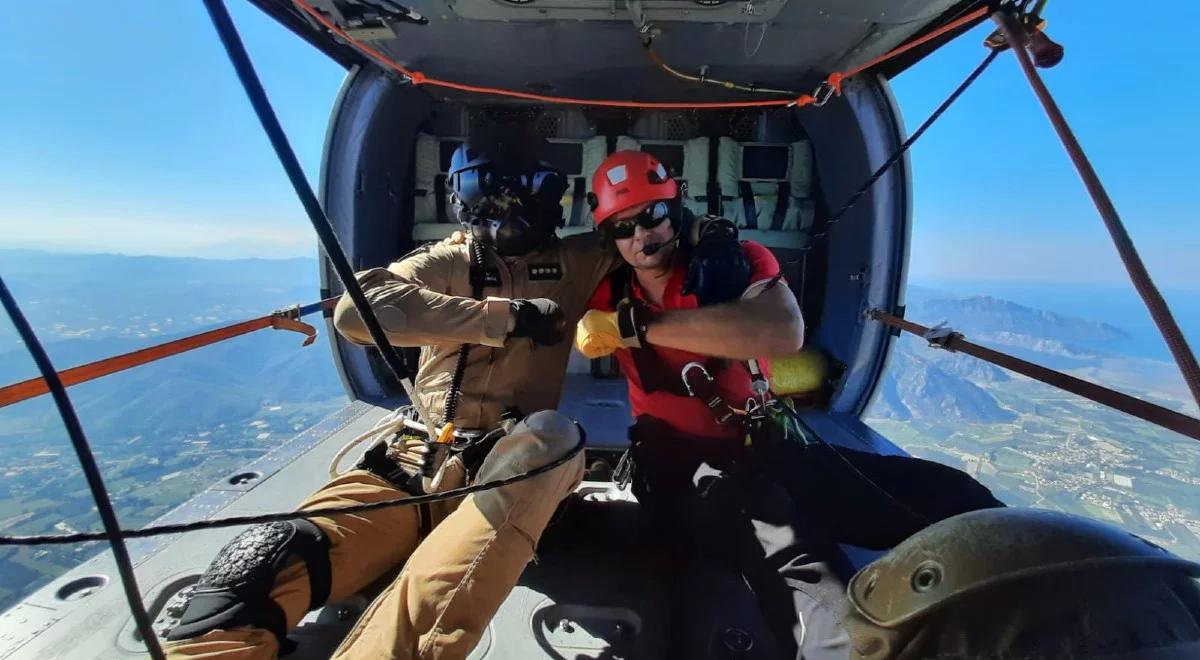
[681,361,713,397]
[809,81,836,107]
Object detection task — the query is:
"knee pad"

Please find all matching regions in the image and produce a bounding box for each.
[166,519,331,652]
[469,411,585,528]
[504,412,583,470]
[477,410,582,481]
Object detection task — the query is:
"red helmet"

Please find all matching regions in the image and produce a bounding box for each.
[588,150,678,225]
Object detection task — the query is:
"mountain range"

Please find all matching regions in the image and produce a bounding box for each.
[867,286,1168,423]
[0,249,344,445]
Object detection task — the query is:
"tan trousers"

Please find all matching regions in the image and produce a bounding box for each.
[163,410,584,660]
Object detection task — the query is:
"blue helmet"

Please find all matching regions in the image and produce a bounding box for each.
[448,133,568,256]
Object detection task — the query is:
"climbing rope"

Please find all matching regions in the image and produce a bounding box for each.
[0,434,585,547]
[0,278,165,659]
[203,0,438,434]
[812,48,1000,242]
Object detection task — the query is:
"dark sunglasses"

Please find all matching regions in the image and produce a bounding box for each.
[609,201,671,240]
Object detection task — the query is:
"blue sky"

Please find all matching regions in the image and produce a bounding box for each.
[1,0,1197,286]
[0,1,344,258]
[895,1,1200,287]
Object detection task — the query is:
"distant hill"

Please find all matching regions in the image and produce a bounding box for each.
[871,337,1017,423]
[0,250,348,613]
[906,286,1129,358]
[0,329,345,444]
[0,249,345,444]
[870,289,1142,424]
[0,248,322,349]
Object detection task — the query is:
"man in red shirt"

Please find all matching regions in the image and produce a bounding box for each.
[576,150,845,659]
[576,151,1004,660]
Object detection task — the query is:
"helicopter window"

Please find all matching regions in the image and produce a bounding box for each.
[542,141,584,175]
[742,145,790,180]
[641,144,685,177]
[715,138,814,235]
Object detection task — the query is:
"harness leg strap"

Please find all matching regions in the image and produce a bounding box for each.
[355,439,434,538]
[166,519,332,653]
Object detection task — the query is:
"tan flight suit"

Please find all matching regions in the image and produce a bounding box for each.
[164,232,615,660]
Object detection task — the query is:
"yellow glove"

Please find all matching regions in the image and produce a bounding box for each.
[575,309,625,359]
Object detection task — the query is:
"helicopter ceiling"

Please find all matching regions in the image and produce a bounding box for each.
[256,0,979,102]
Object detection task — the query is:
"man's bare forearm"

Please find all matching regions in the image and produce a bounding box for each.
[643,285,804,359]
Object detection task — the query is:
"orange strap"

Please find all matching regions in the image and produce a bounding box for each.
[292,1,987,109]
[0,297,339,409]
[833,7,988,88]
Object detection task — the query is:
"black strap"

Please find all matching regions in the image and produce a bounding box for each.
[468,247,486,300]
[706,136,721,216]
[290,519,333,611]
[355,441,434,537]
[738,181,757,229]
[467,261,488,294]
[771,182,790,231]
[610,264,731,396]
[609,263,632,309]
[569,177,585,227]
[434,174,448,223]
[168,591,292,653]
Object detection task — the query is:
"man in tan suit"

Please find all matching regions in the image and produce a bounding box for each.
[165,133,616,659]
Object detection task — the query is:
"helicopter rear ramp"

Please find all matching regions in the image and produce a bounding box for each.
[0,382,895,659]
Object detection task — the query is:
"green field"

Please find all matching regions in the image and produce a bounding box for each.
[866,376,1200,563]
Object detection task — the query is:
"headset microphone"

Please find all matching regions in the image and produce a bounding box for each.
[640,231,679,256]
[641,241,667,256]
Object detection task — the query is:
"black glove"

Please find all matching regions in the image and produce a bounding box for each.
[682,216,751,306]
[509,298,565,345]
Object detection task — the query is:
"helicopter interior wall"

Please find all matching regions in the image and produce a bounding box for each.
[790,76,910,418]
[320,68,435,402]
[321,66,908,449]
[271,0,970,104]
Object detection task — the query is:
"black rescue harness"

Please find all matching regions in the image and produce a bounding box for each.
[607,264,793,490]
[608,264,727,398]
[609,264,776,430]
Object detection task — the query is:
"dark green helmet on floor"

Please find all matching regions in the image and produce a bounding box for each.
[845,507,1200,659]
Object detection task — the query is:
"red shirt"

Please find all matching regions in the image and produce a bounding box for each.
[586,241,783,441]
